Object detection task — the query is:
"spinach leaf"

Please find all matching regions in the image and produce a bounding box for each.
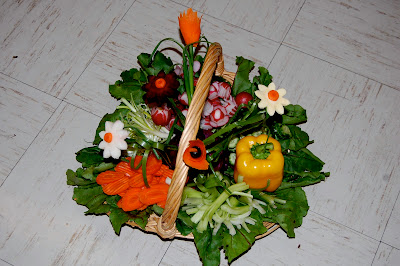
[176,210,195,236]
[76,147,104,167]
[279,171,329,190]
[262,187,309,237]
[222,211,268,263]
[232,57,254,96]
[282,104,307,124]
[73,186,104,206]
[66,169,96,186]
[109,207,130,235]
[109,80,145,102]
[253,66,273,86]
[152,51,174,74]
[193,227,223,266]
[284,148,325,173]
[274,124,313,151]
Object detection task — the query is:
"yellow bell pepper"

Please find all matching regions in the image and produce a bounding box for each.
[234,135,284,192]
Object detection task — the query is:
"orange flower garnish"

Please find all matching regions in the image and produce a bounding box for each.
[183,139,209,170]
[178,8,201,47]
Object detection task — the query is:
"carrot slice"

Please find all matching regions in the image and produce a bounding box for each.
[133,153,162,174]
[162,168,175,178]
[96,171,126,185]
[129,173,154,188]
[115,161,136,177]
[139,184,169,206]
[120,188,144,211]
[101,176,130,195]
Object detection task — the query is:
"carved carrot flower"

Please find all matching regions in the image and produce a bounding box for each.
[183,139,209,170]
[178,8,201,47]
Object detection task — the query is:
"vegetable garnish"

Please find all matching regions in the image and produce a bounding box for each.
[98,120,129,159]
[143,71,180,104]
[178,8,202,47]
[96,155,173,211]
[183,139,209,170]
[234,135,284,192]
[67,8,329,266]
[255,82,290,116]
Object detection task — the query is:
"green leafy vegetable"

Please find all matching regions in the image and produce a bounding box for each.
[231,56,254,96]
[109,207,130,235]
[282,104,307,124]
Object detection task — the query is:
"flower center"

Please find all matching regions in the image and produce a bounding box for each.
[155,78,167,89]
[190,146,202,158]
[268,90,279,101]
[104,132,113,143]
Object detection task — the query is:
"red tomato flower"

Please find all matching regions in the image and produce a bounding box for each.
[143,71,180,103]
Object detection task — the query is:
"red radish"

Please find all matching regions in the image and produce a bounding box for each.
[151,104,172,126]
[210,106,229,128]
[178,92,189,106]
[235,92,253,107]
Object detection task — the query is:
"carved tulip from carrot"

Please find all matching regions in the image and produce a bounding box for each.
[178,8,201,47]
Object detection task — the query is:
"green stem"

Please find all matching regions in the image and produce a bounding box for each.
[188,44,195,97]
[150,38,184,60]
[203,114,265,146]
[182,48,192,105]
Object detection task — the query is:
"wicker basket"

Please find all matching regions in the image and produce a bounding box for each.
[126,43,280,239]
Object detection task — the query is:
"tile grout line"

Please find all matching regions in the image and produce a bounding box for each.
[168,0,281,46]
[157,242,173,266]
[267,0,306,69]
[310,207,400,253]
[0,71,59,98]
[280,43,400,93]
[170,0,400,93]
[370,189,400,265]
[0,100,64,188]
[0,0,140,188]
[0,258,14,266]
[308,210,382,243]
[60,0,138,102]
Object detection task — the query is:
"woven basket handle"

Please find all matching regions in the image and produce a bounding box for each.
[156,43,233,238]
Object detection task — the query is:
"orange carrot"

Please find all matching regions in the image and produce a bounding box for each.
[114,161,136,177]
[133,153,162,174]
[162,168,174,178]
[120,188,144,211]
[178,8,201,47]
[139,184,169,206]
[129,173,154,188]
[101,176,130,195]
[183,139,209,170]
[96,171,126,185]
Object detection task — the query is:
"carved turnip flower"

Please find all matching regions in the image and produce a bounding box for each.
[255,82,290,116]
[99,120,129,159]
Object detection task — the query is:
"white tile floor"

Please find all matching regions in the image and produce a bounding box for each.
[1,0,399,265]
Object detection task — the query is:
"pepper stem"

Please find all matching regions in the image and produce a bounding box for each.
[250,142,274,159]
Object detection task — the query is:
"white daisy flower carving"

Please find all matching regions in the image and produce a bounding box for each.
[98,120,129,159]
[255,82,290,116]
